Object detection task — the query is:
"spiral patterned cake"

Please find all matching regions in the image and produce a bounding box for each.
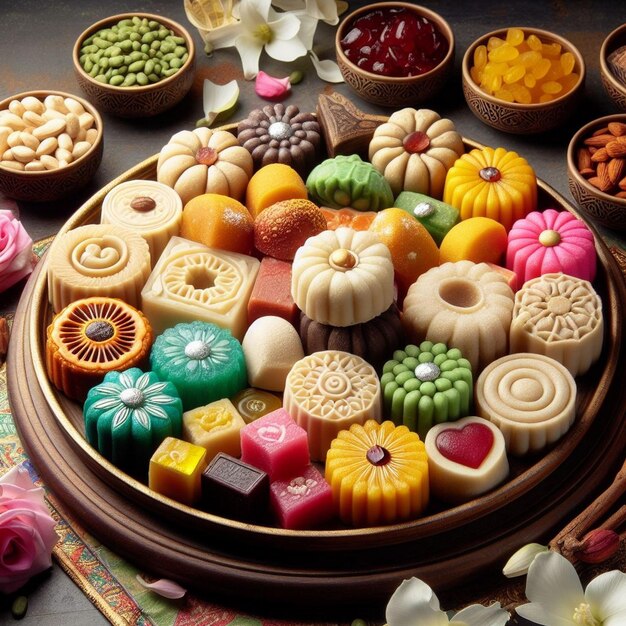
[46,297,153,402]
[283,350,382,462]
[101,179,183,264]
[475,353,576,456]
[402,261,514,372]
[47,223,151,313]
[325,419,429,526]
[510,273,603,377]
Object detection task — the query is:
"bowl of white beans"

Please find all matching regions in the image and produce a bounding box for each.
[0,90,104,202]
[72,13,195,118]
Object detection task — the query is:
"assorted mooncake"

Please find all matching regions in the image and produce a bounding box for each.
[46,297,153,401]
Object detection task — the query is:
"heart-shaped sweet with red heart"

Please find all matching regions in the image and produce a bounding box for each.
[435,423,494,469]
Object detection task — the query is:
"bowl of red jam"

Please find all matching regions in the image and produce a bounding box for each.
[335,2,455,108]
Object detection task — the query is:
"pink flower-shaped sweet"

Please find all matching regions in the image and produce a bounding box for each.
[0,465,58,594]
[506,209,596,290]
[0,208,34,293]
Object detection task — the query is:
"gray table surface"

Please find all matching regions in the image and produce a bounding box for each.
[1,1,625,624]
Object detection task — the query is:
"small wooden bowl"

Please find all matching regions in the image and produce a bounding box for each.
[0,90,103,203]
[335,2,455,108]
[600,23,626,111]
[462,27,585,134]
[567,114,626,231]
[72,12,195,118]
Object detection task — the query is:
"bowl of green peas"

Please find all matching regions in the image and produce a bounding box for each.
[73,13,195,118]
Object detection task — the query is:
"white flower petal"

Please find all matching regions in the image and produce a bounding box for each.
[240,0,271,24]
[265,35,307,62]
[92,397,123,410]
[520,552,585,624]
[305,0,338,24]
[586,570,626,623]
[148,405,170,420]
[201,77,239,125]
[309,50,344,82]
[271,0,305,11]
[149,394,179,406]
[515,602,572,626]
[502,543,549,578]
[234,34,264,79]
[118,371,134,389]
[453,603,509,626]
[93,383,122,397]
[268,12,303,42]
[136,575,186,599]
[145,382,169,396]
[136,372,151,390]
[385,578,448,626]
[295,12,318,49]
[112,406,131,429]
[203,21,245,49]
[134,408,151,430]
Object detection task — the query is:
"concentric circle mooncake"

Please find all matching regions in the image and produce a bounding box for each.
[475,352,576,456]
[46,297,153,402]
[283,350,382,461]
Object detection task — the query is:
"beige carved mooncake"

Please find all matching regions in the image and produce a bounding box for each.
[46,297,153,402]
[283,350,382,462]
[510,273,603,377]
[47,223,151,313]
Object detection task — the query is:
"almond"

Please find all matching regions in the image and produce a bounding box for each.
[579,167,596,178]
[606,140,626,158]
[608,158,626,185]
[597,161,613,191]
[584,134,614,147]
[577,146,592,170]
[592,126,610,136]
[608,121,626,136]
[619,176,626,191]
[590,147,609,162]
[615,190,626,199]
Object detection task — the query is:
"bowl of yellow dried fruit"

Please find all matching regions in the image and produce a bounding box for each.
[462,27,585,134]
[600,23,626,111]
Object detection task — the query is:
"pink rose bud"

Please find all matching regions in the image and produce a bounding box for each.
[0,209,34,293]
[0,465,58,594]
[255,71,291,100]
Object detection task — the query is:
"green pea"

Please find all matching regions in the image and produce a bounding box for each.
[144,59,155,74]
[130,51,143,61]
[132,16,141,25]
[119,19,133,27]
[174,45,186,57]
[141,32,154,44]
[94,73,107,83]
[158,28,169,40]
[129,31,140,41]
[119,39,133,52]
[148,20,160,29]
[83,59,93,72]
[163,67,178,77]
[153,62,161,74]
[93,36,109,49]
[81,44,98,54]
[138,25,149,35]
[109,55,124,68]
[89,63,100,77]
[169,57,182,69]
[150,39,161,50]
[99,57,109,69]
[108,45,121,57]
[170,36,186,45]
[161,52,174,62]
[83,35,94,45]
[123,72,137,86]
[160,60,169,71]
[79,53,87,64]
[181,52,189,63]
[11,596,28,620]
[160,41,174,54]
[128,60,144,72]
[136,72,149,85]
[148,73,160,83]
[106,31,118,42]
[148,48,157,58]
[131,40,141,50]
[140,43,149,53]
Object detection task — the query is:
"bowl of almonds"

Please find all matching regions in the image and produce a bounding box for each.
[0,90,103,202]
[567,114,626,230]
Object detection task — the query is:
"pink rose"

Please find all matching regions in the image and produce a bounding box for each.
[0,465,58,594]
[0,208,34,293]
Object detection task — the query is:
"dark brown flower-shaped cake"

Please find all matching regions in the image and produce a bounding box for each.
[237,104,321,177]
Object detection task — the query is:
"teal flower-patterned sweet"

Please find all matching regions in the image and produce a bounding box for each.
[150,321,247,411]
[83,367,183,476]
[380,341,473,439]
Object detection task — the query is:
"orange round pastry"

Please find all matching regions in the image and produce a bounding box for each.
[325,419,429,526]
[245,163,308,219]
[254,198,327,261]
[369,207,439,295]
[46,297,153,402]
[180,193,254,255]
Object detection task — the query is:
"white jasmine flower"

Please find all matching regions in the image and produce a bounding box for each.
[272,0,339,25]
[502,543,550,578]
[515,551,626,626]
[386,577,509,626]
[202,0,307,79]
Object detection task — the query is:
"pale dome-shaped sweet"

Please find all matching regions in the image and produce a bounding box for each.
[402,261,515,372]
[506,209,596,290]
[291,227,395,327]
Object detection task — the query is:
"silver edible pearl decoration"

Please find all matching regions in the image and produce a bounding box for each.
[120,387,145,408]
[184,340,211,360]
[413,202,435,218]
[414,362,440,382]
[268,121,293,141]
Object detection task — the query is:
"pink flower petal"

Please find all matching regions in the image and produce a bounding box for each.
[255,70,291,100]
[136,575,187,599]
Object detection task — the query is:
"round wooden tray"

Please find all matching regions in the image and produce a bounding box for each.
[8,143,626,617]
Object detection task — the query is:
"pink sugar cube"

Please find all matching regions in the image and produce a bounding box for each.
[240,408,309,480]
[270,465,334,530]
